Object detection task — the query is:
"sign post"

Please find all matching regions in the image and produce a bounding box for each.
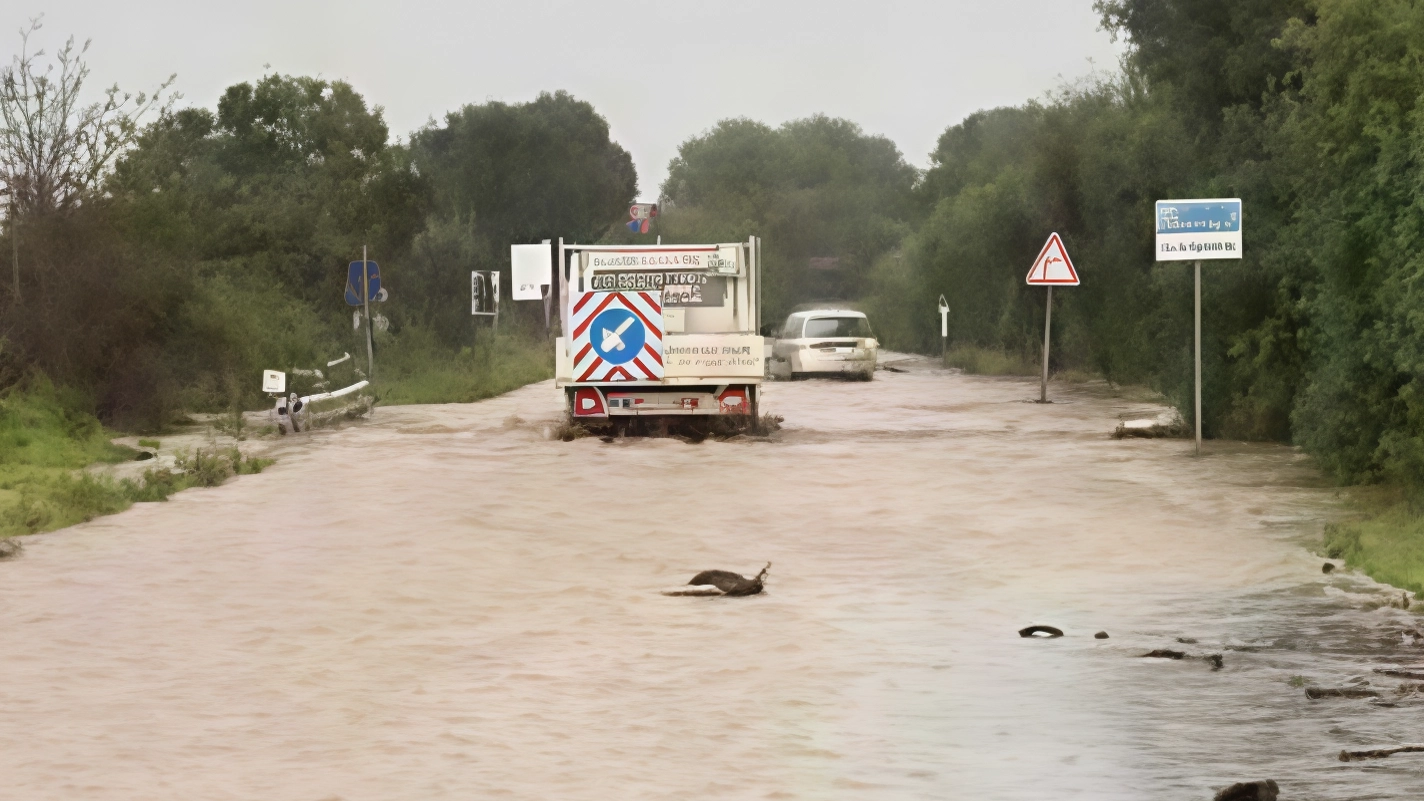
[938,294,949,361]
[1154,198,1242,455]
[362,246,373,379]
[345,251,383,380]
[1024,232,1080,403]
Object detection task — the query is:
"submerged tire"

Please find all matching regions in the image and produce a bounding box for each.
[1018,625,1064,638]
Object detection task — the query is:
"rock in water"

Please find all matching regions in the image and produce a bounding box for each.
[1322,562,1336,574]
[683,563,770,597]
[0,539,22,560]
[1094,631,1110,639]
[1142,649,1186,659]
[1214,779,1279,801]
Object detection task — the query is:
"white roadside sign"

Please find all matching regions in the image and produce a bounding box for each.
[1155,198,1242,261]
[510,244,551,300]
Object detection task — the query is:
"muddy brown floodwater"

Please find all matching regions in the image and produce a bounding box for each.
[4,357,1424,800]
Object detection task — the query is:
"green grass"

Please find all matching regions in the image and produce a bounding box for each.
[376,328,554,406]
[943,346,1038,376]
[1323,488,1424,596]
[0,379,272,538]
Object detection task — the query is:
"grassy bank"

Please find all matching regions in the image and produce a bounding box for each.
[0,381,271,538]
[376,329,554,406]
[943,346,1037,376]
[0,331,553,539]
[942,345,1100,384]
[1323,489,1424,597]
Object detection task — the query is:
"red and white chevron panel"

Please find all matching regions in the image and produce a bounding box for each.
[570,290,665,382]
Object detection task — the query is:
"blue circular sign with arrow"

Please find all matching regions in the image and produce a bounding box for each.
[590,308,645,365]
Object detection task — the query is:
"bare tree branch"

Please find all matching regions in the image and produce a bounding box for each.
[0,15,177,217]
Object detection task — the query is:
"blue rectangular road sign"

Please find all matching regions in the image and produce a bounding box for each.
[1155,199,1242,261]
[346,261,381,305]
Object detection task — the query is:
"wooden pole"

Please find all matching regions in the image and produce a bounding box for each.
[1040,286,1053,403]
[1194,260,1202,456]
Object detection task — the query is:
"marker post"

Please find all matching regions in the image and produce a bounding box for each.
[938,294,949,362]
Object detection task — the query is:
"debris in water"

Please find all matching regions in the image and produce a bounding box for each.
[1205,654,1224,670]
[1322,562,1336,574]
[1305,687,1381,700]
[1176,637,1198,644]
[0,539,22,560]
[661,585,727,597]
[1339,744,1424,762]
[662,563,770,597]
[1142,649,1186,659]
[1213,779,1279,800]
[1094,631,1109,639]
[1112,413,1188,439]
[1018,625,1064,638]
[1374,668,1424,680]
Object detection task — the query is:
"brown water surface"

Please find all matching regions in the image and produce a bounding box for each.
[4,359,1423,799]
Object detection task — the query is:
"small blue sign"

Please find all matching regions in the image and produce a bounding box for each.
[346,261,381,306]
[1156,200,1240,234]
[590,308,645,365]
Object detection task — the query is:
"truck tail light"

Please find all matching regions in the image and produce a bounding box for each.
[718,388,749,415]
[572,387,607,418]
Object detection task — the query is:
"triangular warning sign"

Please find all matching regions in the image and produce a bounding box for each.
[1025,233,1080,286]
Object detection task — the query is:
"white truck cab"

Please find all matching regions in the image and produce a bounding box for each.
[554,238,765,425]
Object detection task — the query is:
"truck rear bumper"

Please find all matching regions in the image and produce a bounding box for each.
[568,386,756,418]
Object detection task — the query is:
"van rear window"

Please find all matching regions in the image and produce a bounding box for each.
[803,317,873,338]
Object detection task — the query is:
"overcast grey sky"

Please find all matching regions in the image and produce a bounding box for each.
[7,1,1123,197]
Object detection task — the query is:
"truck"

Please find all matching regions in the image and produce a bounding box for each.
[552,238,765,430]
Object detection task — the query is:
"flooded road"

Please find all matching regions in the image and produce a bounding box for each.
[4,358,1424,800]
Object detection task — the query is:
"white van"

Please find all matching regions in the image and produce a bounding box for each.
[771,310,878,380]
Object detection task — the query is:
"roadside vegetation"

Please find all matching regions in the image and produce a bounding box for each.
[0,379,271,536]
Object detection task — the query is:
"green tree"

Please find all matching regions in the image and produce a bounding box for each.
[404,91,636,344]
[658,114,918,321]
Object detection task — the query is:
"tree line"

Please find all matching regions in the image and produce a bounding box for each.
[653,0,1424,493]
[1,16,634,429]
[5,1,1424,496]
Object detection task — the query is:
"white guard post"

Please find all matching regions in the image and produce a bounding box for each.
[938,294,949,360]
[1154,199,1243,455]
